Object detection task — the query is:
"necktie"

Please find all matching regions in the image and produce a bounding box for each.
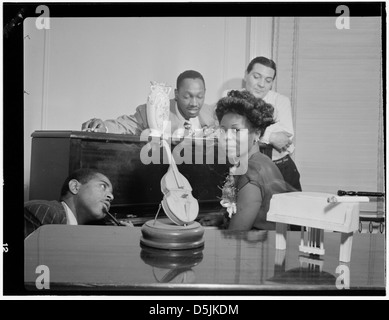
[184,121,192,130]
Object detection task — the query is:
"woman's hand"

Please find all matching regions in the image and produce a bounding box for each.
[199,212,225,227]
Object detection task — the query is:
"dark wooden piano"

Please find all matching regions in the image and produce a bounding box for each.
[29,131,272,225]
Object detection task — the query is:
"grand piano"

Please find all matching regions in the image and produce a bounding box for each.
[28,130,272,224]
[25,131,386,294]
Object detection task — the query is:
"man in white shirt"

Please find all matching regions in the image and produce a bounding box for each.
[81,70,217,137]
[244,56,301,191]
[24,168,126,238]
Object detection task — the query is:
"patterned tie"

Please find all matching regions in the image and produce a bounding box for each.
[183,121,193,136]
[184,121,192,130]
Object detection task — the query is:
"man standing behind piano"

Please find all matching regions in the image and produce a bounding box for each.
[81,70,216,136]
[243,56,302,191]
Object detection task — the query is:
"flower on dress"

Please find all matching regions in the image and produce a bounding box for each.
[219,166,238,218]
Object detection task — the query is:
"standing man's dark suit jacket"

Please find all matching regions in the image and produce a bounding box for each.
[103,99,217,135]
[24,200,67,238]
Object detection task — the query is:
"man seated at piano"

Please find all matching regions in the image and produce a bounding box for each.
[81,70,217,137]
[200,90,294,231]
[24,168,131,239]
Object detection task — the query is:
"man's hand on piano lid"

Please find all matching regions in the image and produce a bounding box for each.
[81,118,107,133]
[202,126,224,139]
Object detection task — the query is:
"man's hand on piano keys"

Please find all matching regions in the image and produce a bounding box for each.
[118,220,134,227]
[118,219,134,227]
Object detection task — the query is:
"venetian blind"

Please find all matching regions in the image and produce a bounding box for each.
[274,17,383,212]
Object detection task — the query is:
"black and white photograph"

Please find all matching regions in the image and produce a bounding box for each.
[1,1,386,304]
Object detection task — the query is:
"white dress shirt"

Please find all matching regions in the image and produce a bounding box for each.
[261,90,295,161]
[61,201,78,225]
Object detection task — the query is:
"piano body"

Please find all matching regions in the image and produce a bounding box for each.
[29,130,272,224]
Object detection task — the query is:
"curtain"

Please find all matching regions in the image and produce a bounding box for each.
[273,17,383,213]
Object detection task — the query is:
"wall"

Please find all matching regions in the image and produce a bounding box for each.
[273,17,383,212]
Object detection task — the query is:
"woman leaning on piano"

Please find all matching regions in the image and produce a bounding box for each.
[200,90,297,231]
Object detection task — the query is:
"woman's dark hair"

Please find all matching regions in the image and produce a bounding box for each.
[60,168,104,198]
[246,56,277,79]
[215,90,275,137]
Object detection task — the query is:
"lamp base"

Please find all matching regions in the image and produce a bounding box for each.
[140,218,205,250]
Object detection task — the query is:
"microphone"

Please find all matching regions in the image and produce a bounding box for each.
[103,208,122,226]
